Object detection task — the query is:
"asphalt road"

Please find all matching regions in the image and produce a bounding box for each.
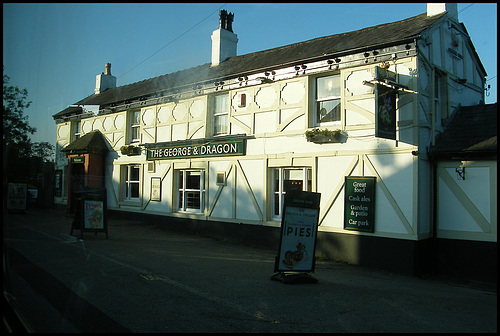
[4,207,497,333]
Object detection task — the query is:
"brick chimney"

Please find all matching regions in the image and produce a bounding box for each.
[95,63,117,94]
[427,3,458,21]
[211,10,238,66]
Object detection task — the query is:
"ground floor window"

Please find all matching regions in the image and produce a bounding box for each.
[177,169,205,213]
[272,167,312,219]
[123,164,140,201]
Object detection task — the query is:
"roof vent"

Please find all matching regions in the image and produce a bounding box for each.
[211,10,238,67]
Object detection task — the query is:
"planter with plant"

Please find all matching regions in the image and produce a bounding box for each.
[305,128,344,143]
[120,145,141,156]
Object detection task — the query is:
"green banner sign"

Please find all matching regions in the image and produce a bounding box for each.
[71,156,85,163]
[344,176,376,232]
[146,139,246,161]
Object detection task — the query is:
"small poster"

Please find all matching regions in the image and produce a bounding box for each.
[7,183,27,210]
[275,190,321,273]
[84,200,104,229]
[54,170,62,197]
[151,177,161,201]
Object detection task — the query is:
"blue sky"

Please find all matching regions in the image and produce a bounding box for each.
[3,3,497,144]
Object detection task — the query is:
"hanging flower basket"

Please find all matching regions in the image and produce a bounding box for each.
[305,128,344,144]
[120,145,141,156]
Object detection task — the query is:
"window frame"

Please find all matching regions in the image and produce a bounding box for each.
[72,120,81,142]
[314,73,342,126]
[434,70,449,122]
[271,167,312,220]
[177,169,205,214]
[211,93,229,136]
[129,109,141,144]
[123,164,141,201]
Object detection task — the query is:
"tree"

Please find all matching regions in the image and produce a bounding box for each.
[4,68,56,208]
[31,141,55,163]
[3,68,36,154]
[3,68,56,182]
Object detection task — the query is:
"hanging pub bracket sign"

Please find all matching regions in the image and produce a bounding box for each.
[271,190,321,284]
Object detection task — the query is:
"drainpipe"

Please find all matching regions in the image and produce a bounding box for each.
[430,150,439,276]
[430,67,436,146]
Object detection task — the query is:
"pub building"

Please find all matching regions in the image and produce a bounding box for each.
[53,4,497,280]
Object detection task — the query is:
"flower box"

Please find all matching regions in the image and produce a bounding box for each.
[120,145,141,156]
[305,128,345,144]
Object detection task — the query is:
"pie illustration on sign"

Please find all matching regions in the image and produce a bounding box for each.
[282,241,308,269]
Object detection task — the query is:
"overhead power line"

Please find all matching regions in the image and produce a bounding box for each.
[458,3,475,14]
[118,3,228,80]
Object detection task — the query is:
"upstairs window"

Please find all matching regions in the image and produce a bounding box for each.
[212,94,229,136]
[129,110,141,143]
[435,70,449,121]
[316,74,341,125]
[72,120,81,142]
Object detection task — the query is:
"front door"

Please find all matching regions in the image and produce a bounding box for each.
[69,162,85,214]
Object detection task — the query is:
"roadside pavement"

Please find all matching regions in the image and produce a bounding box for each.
[4,207,497,333]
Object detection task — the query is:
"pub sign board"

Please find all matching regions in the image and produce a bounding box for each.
[344,176,376,233]
[275,190,321,273]
[147,139,246,161]
[375,84,397,140]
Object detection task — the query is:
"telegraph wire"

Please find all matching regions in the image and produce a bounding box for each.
[117,3,228,80]
[458,3,475,14]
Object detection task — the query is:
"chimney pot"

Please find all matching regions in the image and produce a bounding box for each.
[105,63,112,75]
[219,9,234,32]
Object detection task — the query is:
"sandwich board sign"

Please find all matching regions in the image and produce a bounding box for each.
[273,190,321,282]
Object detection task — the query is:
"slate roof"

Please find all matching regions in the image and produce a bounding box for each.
[429,103,497,160]
[53,11,449,120]
[62,130,109,154]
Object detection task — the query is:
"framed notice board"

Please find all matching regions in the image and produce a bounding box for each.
[275,190,321,273]
[344,176,376,233]
[151,177,161,201]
